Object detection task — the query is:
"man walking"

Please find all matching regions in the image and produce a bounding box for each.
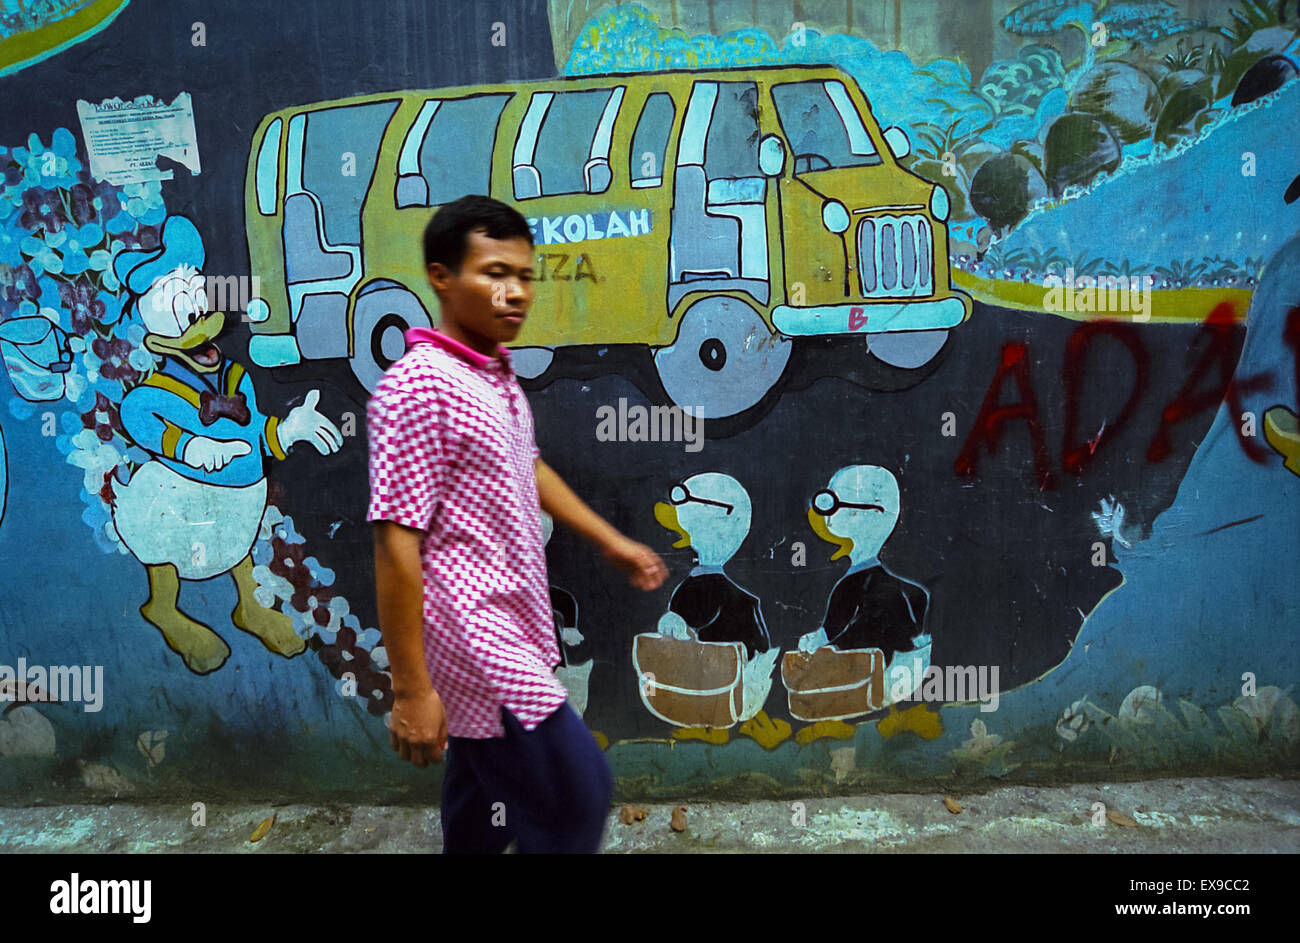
[366,195,668,853]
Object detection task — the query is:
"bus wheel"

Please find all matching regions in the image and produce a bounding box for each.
[865,329,950,369]
[509,347,554,381]
[350,286,431,392]
[654,296,791,419]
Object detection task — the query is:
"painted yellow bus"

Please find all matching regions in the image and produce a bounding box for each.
[243,65,970,417]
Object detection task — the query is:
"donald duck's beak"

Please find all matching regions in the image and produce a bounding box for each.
[143,312,226,371]
[655,502,691,549]
[808,506,854,561]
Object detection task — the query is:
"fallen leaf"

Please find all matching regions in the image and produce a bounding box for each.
[1107,809,1138,827]
[943,795,963,814]
[618,804,647,825]
[250,813,277,842]
[669,806,688,832]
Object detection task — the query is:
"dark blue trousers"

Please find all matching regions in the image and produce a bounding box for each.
[440,702,614,854]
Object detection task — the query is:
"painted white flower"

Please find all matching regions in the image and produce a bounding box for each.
[1119,685,1162,724]
[1091,495,1135,549]
[1056,697,1090,742]
[961,718,1003,757]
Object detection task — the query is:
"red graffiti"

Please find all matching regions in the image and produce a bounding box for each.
[1062,321,1149,475]
[954,341,1056,491]
[849,306,868,331]
[1146,304,1272,464]
[956,301,1295,486]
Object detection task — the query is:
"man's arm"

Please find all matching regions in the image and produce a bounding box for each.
[373,520,447,766]
[535,457,668,591]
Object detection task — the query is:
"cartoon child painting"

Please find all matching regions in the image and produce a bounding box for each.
[784,464,932,723]
[110,215,342,674]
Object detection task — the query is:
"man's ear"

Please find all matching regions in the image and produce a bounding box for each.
[426,262,450,295]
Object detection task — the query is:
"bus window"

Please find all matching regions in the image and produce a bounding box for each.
[703,82,761,182]
[630,92,675,188]
[516,87,625,198]
[771,80,882,175]
[299,100,399,246]
[397,94,511,208]
[255,117,282,216]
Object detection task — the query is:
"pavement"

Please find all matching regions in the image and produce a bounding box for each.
[2,776,1297,853]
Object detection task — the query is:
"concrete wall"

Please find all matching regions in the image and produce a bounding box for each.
[0,0,1297,802]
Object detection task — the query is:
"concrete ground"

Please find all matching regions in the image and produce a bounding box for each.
[1,777,1296,853]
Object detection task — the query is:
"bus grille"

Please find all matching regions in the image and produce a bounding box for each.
[857,214,933,298]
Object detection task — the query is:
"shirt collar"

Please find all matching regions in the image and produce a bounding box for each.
[404,327,512,371]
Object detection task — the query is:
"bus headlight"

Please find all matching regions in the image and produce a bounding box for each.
[822,200,850,234]
[930,185,950,222]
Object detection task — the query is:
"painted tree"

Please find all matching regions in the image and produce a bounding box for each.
[1002,0,1203,79]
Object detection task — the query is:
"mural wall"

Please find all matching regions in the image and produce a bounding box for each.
[1,0,1297,801]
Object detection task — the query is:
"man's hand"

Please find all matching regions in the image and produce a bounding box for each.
[602,535,668,590]
[389,687,448,767]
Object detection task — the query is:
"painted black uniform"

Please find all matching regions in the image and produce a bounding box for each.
[823,565,928,663]
[668,571,771,659]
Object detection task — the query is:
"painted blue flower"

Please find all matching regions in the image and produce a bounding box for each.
[3,262,40,305]
[13,130,82,189]
[0,217,25,265]
[53,222,104,275]
[20,234,62,276]
[58,274,116,333]
[121,181,166,223]
[19,185,67,234]
[81,496,126,555]
[104,203,136,234]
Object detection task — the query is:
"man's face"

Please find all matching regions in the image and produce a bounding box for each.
[427,228,534,351]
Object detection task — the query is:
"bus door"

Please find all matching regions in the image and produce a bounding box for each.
[280,100,397,360]
[668,81,770,312]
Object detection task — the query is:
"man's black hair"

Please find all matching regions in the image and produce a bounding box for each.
[423,194,534,272]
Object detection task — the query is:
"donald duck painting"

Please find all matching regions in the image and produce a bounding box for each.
[784,465,932,725]
[110,216,342,674]
[634,472,782,743]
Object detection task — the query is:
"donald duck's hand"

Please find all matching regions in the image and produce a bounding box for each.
[183,436,252,472]
[278,390,343,456]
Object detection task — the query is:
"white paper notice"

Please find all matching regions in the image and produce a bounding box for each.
[76,93,200,185]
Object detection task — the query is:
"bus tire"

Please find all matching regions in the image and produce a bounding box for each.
[865,328,950,370]
[653,295,791,419]
[349,285,431,392]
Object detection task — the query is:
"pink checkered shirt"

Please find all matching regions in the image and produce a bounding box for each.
[366,326,567,738]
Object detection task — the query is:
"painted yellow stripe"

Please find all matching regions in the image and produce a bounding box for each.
[143,372,202,408]
[265,415,286,460]
[161,421,182,459]
[952,270,1253,324]
[0,0,130,76]
[225,362,245,397]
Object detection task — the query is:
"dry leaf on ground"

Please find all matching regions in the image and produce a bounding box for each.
[943,796,963,814]
[1107,809,1139,827]
[669,806,688,832]
[618,804,647,824]
[250,813,277,842]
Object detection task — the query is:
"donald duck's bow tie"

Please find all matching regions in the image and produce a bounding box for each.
[198,389,251,426]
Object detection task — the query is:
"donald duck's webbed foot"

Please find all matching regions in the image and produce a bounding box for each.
[230,556,307,658]
[141,564,231,675]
